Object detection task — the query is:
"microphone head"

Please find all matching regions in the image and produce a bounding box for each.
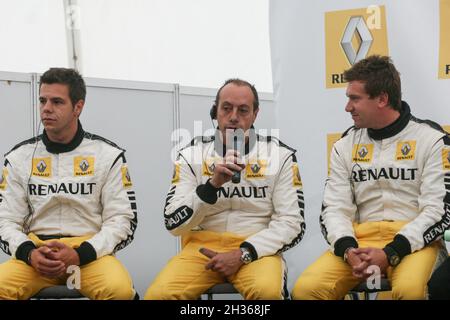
[232,128,245,152]
[231,129,245,184]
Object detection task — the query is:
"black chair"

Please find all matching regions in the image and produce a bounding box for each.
[348,278,391,300]
[202,282,240,300]
[31,285,85,300]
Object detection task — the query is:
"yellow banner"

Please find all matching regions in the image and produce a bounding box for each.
[325,6,389,88]
[327,133,342,175]
[439,0,450,79]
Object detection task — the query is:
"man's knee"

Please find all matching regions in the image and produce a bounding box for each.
[242,278,283,300]
[0,287,16,300]
[87,278,134,300]
[291,275,317,300]
[291,274,341,300]
[144,281,189,300]
[392,283,427,300]
[0,284,33,300]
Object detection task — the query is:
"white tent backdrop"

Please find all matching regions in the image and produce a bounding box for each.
[0,0,273,92]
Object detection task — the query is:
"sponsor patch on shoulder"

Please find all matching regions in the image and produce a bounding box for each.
[172,163,180,184]
[443,149,450,170]
[121,166,133,188]
[0,168,8,190]
[292,163,302,187]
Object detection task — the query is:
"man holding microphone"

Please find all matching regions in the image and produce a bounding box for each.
[145,78,305,300]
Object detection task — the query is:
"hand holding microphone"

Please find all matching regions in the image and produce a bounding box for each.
[209,150,245,188]
[209,130,245,188]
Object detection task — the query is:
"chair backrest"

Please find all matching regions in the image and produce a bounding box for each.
[348,278,391,300]
[31,285,85,300]
[202,283,239,300]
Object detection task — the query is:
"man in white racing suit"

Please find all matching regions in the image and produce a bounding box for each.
[145,78,305,300]
[0,68,137,300]
[293,55,449,300]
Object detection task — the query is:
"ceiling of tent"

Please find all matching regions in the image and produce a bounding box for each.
[0,0,272,92]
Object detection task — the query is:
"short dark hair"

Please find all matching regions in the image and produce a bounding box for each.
[40,68,86,107]
[343,55,402,111]
[214,78,259,111]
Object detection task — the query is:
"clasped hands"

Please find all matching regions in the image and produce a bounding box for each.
[29,241,80,278]
[346,247,390,279]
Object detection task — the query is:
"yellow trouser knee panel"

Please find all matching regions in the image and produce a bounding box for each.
[291,251,359,300]
[79,255,135,300]
[0,259,58,300]
[389,241,442,300]
[0,235,134,300]
[145,231,285,300]
[230,255,284,300]
[292,221,442,300]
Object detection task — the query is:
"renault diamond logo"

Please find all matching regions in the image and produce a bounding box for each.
[0,173,4,184]
[125,168,131,182]
[401,143,411,156]
[79,159,89,172]
[358,146,368,158]
[208,163,215,173]
[251,163,260,174]
[36,160,47,173]
[341,16,373,65]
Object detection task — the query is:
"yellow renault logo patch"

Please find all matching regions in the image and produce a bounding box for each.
[245,160,267,179]
[396,141,416,160]
[0,168,7,191]
[121,166,133,188]
[202,158,216,177]
[74,156,95,176]
[292,163,302,187]
[352,144,374,163]
[32,158,52,178]
[171,163,180,184]
[443,149,450,170]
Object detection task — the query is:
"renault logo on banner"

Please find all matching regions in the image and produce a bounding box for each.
[341,17,373,65]
[325,6,389,88]
[439,0,450,79]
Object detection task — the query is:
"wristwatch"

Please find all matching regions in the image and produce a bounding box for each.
[240,247,253,264]
[383,246,401,267]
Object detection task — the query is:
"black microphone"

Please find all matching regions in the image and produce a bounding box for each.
[231,133,244,184]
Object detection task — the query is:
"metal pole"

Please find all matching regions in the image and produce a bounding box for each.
[63,0,83,72]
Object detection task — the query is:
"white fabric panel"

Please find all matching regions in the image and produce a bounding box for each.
[0,0,68,73]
